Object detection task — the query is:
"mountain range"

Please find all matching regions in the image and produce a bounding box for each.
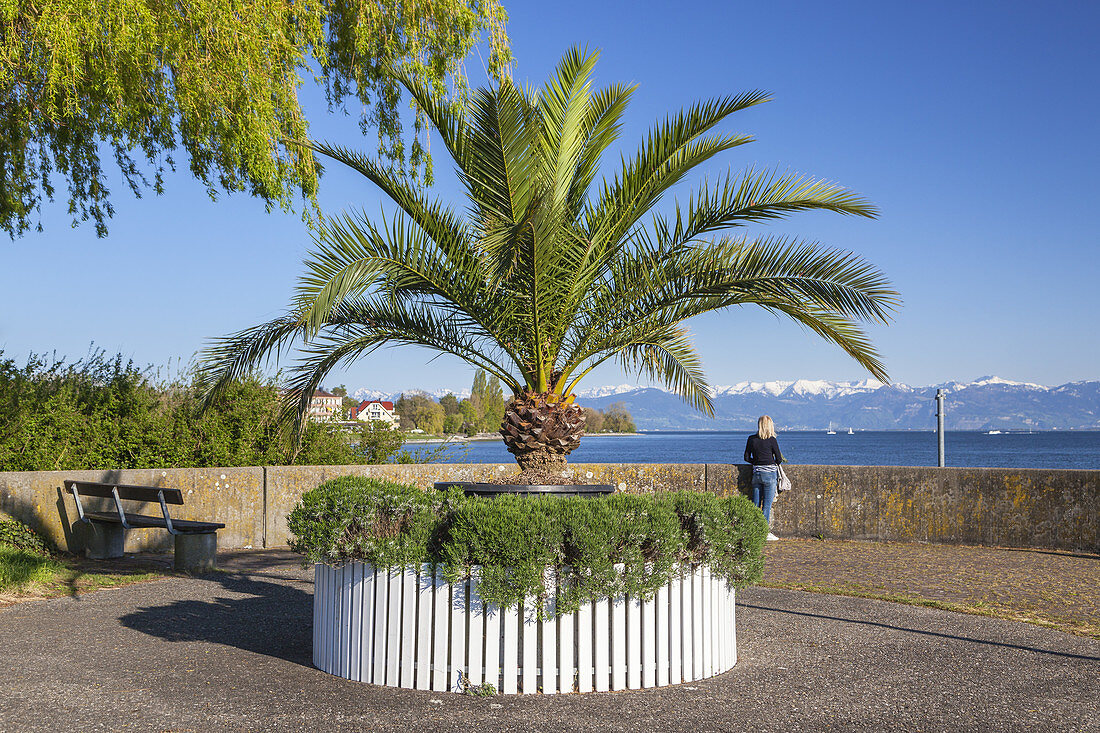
[354,377,1100,431]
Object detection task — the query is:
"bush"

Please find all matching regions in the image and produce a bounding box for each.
[287,477,462,568]
[288,477,768,615]
[0,349,400,470]
[0,514,54,556]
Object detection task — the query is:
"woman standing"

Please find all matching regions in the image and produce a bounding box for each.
[744,415,784,541]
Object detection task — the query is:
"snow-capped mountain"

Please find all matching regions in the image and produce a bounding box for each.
[576,377,1100,431]
[348,377,1100,430]
[714,378,887,399]
[351,387,470,402]
[574,384,644,399]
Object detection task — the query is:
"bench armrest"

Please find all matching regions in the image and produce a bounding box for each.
[157,491,178,535]
[70,485,130,528]
[109,487,130,528]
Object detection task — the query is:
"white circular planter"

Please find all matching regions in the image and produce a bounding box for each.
[313,562,736,694]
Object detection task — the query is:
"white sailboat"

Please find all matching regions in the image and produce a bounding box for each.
[847,427,854,435]
[826,422,836,435]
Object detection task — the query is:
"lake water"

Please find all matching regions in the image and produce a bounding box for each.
[417,430,1100,470]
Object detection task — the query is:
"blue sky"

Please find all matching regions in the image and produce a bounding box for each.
[2,0,1098,394]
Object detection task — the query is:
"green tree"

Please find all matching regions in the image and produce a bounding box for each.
[582,406,604,433]
[458,399,479,435]
[442,413,464,434]
[394,391,444,433]
[0,349,368,469]
[330,385,359,419]
[480,376,505,433]
[1,0,510,238]
[357,420,406,463]
[601,403,636,433]
[199,47,898,473]
[439,392,463,434]
[439,392,460,415]
[469,369,488,419]
[469,368,505,432]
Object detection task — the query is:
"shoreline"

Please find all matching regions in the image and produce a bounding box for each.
[404,432,644,444]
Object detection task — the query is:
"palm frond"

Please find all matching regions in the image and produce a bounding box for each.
[656,169,877,248]
[305,141,472,257]
[619,326,714,415]
[201,49,897,428]
[586,90,771,251]
[195,313,309,410]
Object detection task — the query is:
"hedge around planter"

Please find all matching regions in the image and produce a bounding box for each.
[287,476,767,616]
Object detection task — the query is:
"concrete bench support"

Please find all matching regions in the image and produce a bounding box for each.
[174,532,218,572]
[80,522,126,560]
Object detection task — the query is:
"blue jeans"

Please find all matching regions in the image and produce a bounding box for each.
[751,468,778,524]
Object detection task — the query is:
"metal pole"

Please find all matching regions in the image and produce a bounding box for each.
[935,389,946,467]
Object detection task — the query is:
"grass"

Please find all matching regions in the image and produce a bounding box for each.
[0,545,65,589]
[0,545,163,606]
[761,580,1100,640]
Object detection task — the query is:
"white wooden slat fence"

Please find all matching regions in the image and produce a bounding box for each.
[313,562,737,694]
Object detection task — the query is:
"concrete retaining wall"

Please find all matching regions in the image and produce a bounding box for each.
[1,463,1096,554]
[0,468,265,554]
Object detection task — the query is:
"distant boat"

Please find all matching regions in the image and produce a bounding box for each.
[987,430,1003,434]
[847,427,854,435]
[827,422,837,435]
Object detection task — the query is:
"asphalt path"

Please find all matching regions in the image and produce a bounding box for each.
[1,551,1096,732]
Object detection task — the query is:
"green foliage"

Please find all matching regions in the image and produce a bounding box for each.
[442,494,563,605]
[0,514,61,590]
[458,399,479,436]
[287,476,461,567]
[581,403,636,433]
[1,0,510,237]
[470,369,505,433]
[601,402,637,433]
[199,46,899,458]
[0,349,389,470]
[0,514,54,556]
[583,407,604,432]
[439,393,460,415]
[288,477,768,615]
[357,421,407,464]
[0,545,63,591]
[394,391,445,434]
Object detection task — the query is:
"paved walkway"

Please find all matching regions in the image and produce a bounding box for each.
[1,548,1097,732]
[762,539,1100,637]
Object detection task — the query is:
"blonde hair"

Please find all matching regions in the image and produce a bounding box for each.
[757,415,776,439]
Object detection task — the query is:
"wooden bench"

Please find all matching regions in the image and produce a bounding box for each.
[65,480,225,572]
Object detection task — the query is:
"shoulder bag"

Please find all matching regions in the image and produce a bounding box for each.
[777,465,793,492]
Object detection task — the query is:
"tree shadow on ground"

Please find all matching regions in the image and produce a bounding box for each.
[117,570,314,667]
[739,600,1100,661]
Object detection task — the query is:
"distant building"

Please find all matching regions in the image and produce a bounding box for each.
[351,399,399,428]
[307,390,342,422]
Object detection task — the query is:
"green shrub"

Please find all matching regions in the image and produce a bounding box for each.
[0,349,403,470]
[442,494,564,608]
[286,477,462,568]
[288,477,768,615]
[0,515,54,556]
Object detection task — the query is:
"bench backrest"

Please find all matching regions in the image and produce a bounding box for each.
[64,480,185,505]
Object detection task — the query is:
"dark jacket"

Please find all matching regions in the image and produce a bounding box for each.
[744,434,784,466]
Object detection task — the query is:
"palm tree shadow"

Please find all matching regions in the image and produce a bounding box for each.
[117,571,315,666]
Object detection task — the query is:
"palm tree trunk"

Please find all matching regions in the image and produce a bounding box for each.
[499,393,586,474]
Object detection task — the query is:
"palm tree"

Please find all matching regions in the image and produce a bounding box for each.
[198,47,899,474]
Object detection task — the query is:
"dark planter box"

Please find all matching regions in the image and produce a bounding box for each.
[434,481,615,498]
